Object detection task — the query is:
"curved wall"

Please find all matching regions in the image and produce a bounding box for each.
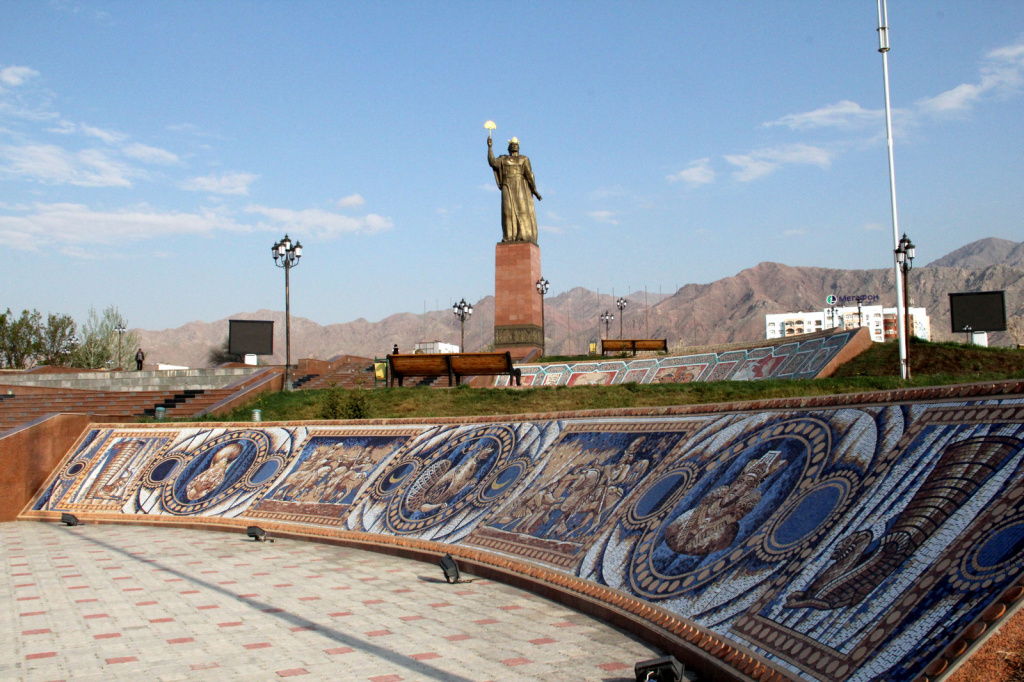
[22,380,1024,681]
[496,328,870,386]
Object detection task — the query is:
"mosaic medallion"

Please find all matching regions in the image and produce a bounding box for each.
[378,424,520,534]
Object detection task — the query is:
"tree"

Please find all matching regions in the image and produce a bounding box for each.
[36,313,78,367]
[0,308,42,369]
[207,338,243,367]
[72,306,140,369]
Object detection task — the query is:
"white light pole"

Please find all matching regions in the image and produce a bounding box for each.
[877,0,909,379]
[272,234,303,390]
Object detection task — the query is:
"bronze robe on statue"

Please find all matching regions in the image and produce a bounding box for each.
[488,148,539,245]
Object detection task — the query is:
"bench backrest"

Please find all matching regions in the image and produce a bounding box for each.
[388,354,451,376]
[634,339,668,351]
[600,339,668,353]
[601,339,633,352]
[448,352,513,375]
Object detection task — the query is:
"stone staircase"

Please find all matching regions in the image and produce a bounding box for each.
[290,355,377,391]
[0,367,282,433]
[0,366,261,392]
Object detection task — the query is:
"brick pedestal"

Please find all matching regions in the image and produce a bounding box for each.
[494,242,543,360]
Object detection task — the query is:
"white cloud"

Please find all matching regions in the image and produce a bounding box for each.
[725,144,832,182]
[0,65,40,88]
[587,210,619,225]
[0,202,246,250]
[862,222,885,232]
[918,42,1024,114]
[0,144,133,187]
[181,172,258,195]
[337,193,365,208]
[764,100,883,130]
[246,205,393,239]
[667,158,715,186]
[80,124,126,144]
[784,228,806,236]
[47,120,127,144]
[122,143,179,165]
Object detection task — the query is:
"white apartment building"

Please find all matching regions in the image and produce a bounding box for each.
[766,306,930,343]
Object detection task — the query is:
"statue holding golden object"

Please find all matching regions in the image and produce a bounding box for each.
[485,121,542,245]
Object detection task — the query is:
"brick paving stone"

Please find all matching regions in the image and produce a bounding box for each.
[1,521,662,681]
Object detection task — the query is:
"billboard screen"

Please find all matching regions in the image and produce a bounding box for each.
[228,320,275,356]
[949,291,1006,333]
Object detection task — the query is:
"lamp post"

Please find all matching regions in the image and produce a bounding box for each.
[536,277,549,356]
[272,234,303,391]
[616,297,627,338]
[114,323,127,368]
[453,298,473,352]
[600,311,614,339]
[827,305,841,330]
[60,335,78,368]
[895,233,915,378]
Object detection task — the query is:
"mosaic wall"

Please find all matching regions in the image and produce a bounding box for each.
[494,329,862,387]
[25,393,1024,682]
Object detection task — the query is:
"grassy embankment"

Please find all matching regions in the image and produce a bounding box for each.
[187,339,1023,423]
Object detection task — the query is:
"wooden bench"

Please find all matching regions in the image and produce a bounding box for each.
[600,339,669,356]
[387,352,521,387]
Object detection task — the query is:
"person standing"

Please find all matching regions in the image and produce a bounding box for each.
[135,348,145,371]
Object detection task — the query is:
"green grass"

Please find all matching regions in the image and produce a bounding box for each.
[169,340,1022,423]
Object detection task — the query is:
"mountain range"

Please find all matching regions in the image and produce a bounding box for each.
[138,237,1024,368]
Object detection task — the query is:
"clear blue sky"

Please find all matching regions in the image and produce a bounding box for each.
[2,1,1022,330]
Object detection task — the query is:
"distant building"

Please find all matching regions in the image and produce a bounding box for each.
[766,306,930,343]
[413,340,460,354]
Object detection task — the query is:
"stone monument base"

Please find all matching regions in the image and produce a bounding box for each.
[494,242,543,360]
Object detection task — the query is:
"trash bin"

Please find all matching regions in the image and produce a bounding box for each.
[155,406,166,420]
[252,409,262,422]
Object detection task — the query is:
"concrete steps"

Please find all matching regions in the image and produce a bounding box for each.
[0,367,261,392]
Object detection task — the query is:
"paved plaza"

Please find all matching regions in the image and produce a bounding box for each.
[1,521,665,682]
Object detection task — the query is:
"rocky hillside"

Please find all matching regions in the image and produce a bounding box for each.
[138,238,1024,368]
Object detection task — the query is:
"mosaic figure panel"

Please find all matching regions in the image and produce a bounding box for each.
[468,421,698,568]
[248,430,416,526]
[496,329,861,387]
[23,393,1024,682]
[348,421,561,543]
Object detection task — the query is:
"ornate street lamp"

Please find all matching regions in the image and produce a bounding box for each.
[895,233,916,378]
[536,277,549,355]
[600,310,614,339]
[272,234,303,390]
[60,335,78,368]
[453,298,473,352]
[827,305,841,330]
[114,323,127,368]
[616,297,627,338]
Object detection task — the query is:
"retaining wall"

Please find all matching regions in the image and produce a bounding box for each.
[20,379,1024,681]
[497,327,871,387]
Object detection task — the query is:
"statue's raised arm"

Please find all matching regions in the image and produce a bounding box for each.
[486,135,541,245]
